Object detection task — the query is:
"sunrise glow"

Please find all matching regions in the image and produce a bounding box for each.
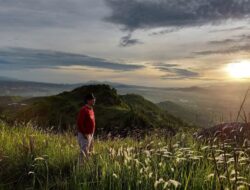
[226,61,250,79]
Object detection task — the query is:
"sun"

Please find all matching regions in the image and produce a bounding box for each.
[226,60,250,79]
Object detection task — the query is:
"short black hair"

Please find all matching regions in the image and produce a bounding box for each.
[85,93,95,102]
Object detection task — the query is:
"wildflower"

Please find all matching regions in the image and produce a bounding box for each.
[201,146,209,150]
[237,181,250,186]
[219,175,227,180]
[168,179,181,188]
[176,157,186,163]
[237,185,247,190]
[227,158,234,164]
[144,150,151,157]
[163,181,169,189]
[154,178,165,189]
[144,166,150,173]
[109,148,116,158]
[28,171,35,175]
[148,172,153,178]
[163,154,172,158]
[230,169,239,176]
[236,177,247,180]
[154,180,160,189]
[173,143,179,148]
[140,168,144,174]
[207,173,214,180]
[181,133,186,140]
[112,173,118,179]
[191,156,203,160]
[197,135,203,140]
[34,157,45,161]
[134,158,140,166]
[145,158,150,165]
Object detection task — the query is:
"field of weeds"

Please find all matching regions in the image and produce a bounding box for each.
[0,122,250,190]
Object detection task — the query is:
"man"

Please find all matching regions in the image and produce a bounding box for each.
[77,93,96,161]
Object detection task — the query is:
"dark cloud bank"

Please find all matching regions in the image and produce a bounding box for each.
[104,0,250,47]
[105,0,250,30]
[0,48,144,71]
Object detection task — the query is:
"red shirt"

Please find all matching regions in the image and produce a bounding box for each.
[77,105,95,135]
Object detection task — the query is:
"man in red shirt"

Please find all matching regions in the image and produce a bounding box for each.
[77,93,96,161]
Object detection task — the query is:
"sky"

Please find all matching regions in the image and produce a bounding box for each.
[1,0,250,87]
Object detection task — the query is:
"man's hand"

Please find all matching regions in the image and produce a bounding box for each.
[84,134,91,141]
[84,134,94,152]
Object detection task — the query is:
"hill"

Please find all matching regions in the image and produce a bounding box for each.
[1,78,249,128]
[157,101,212,127]
[0,96,24,118]
[0,85,188,137]
[195,122,250,144]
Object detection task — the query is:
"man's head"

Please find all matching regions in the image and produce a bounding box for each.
[85,93,96,107]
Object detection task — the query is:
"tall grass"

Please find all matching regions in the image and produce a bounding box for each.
[0,122,249,190]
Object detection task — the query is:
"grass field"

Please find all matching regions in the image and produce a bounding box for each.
[0,122,250,190]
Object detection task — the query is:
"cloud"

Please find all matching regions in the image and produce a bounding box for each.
[237,34,250,39]
[0,0,108,29]
[161,68,200,80]
[119,33,143,47]
[195,44,250,55]
[0,47,144,71]
[195,34,250,55]
[209,39,239,45]
[149,28,180,36]
[209,26,247,33]
[152,62,199,79]
[153,62,178,70]
[105,0,250,31]
[209,34,250,45]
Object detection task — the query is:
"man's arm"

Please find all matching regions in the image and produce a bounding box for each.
[77,108,85,133]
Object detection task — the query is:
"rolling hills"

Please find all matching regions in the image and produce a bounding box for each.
[0,84,188,137]
[1,77,250,128]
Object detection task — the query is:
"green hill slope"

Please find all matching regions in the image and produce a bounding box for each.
[0,96,24,118]
[1,85,189,136]
[157,101,211,127]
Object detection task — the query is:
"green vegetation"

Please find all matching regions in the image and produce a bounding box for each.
[0,96,24,119]
[0,85,188,136]
[0,96,24,107]
[158,101,212,127]
[1,122,249,190]
[1,84,249,189]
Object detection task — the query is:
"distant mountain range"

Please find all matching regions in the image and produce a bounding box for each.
[0,77,79,97]
[0,76,20,81]
[0,76,207,98]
